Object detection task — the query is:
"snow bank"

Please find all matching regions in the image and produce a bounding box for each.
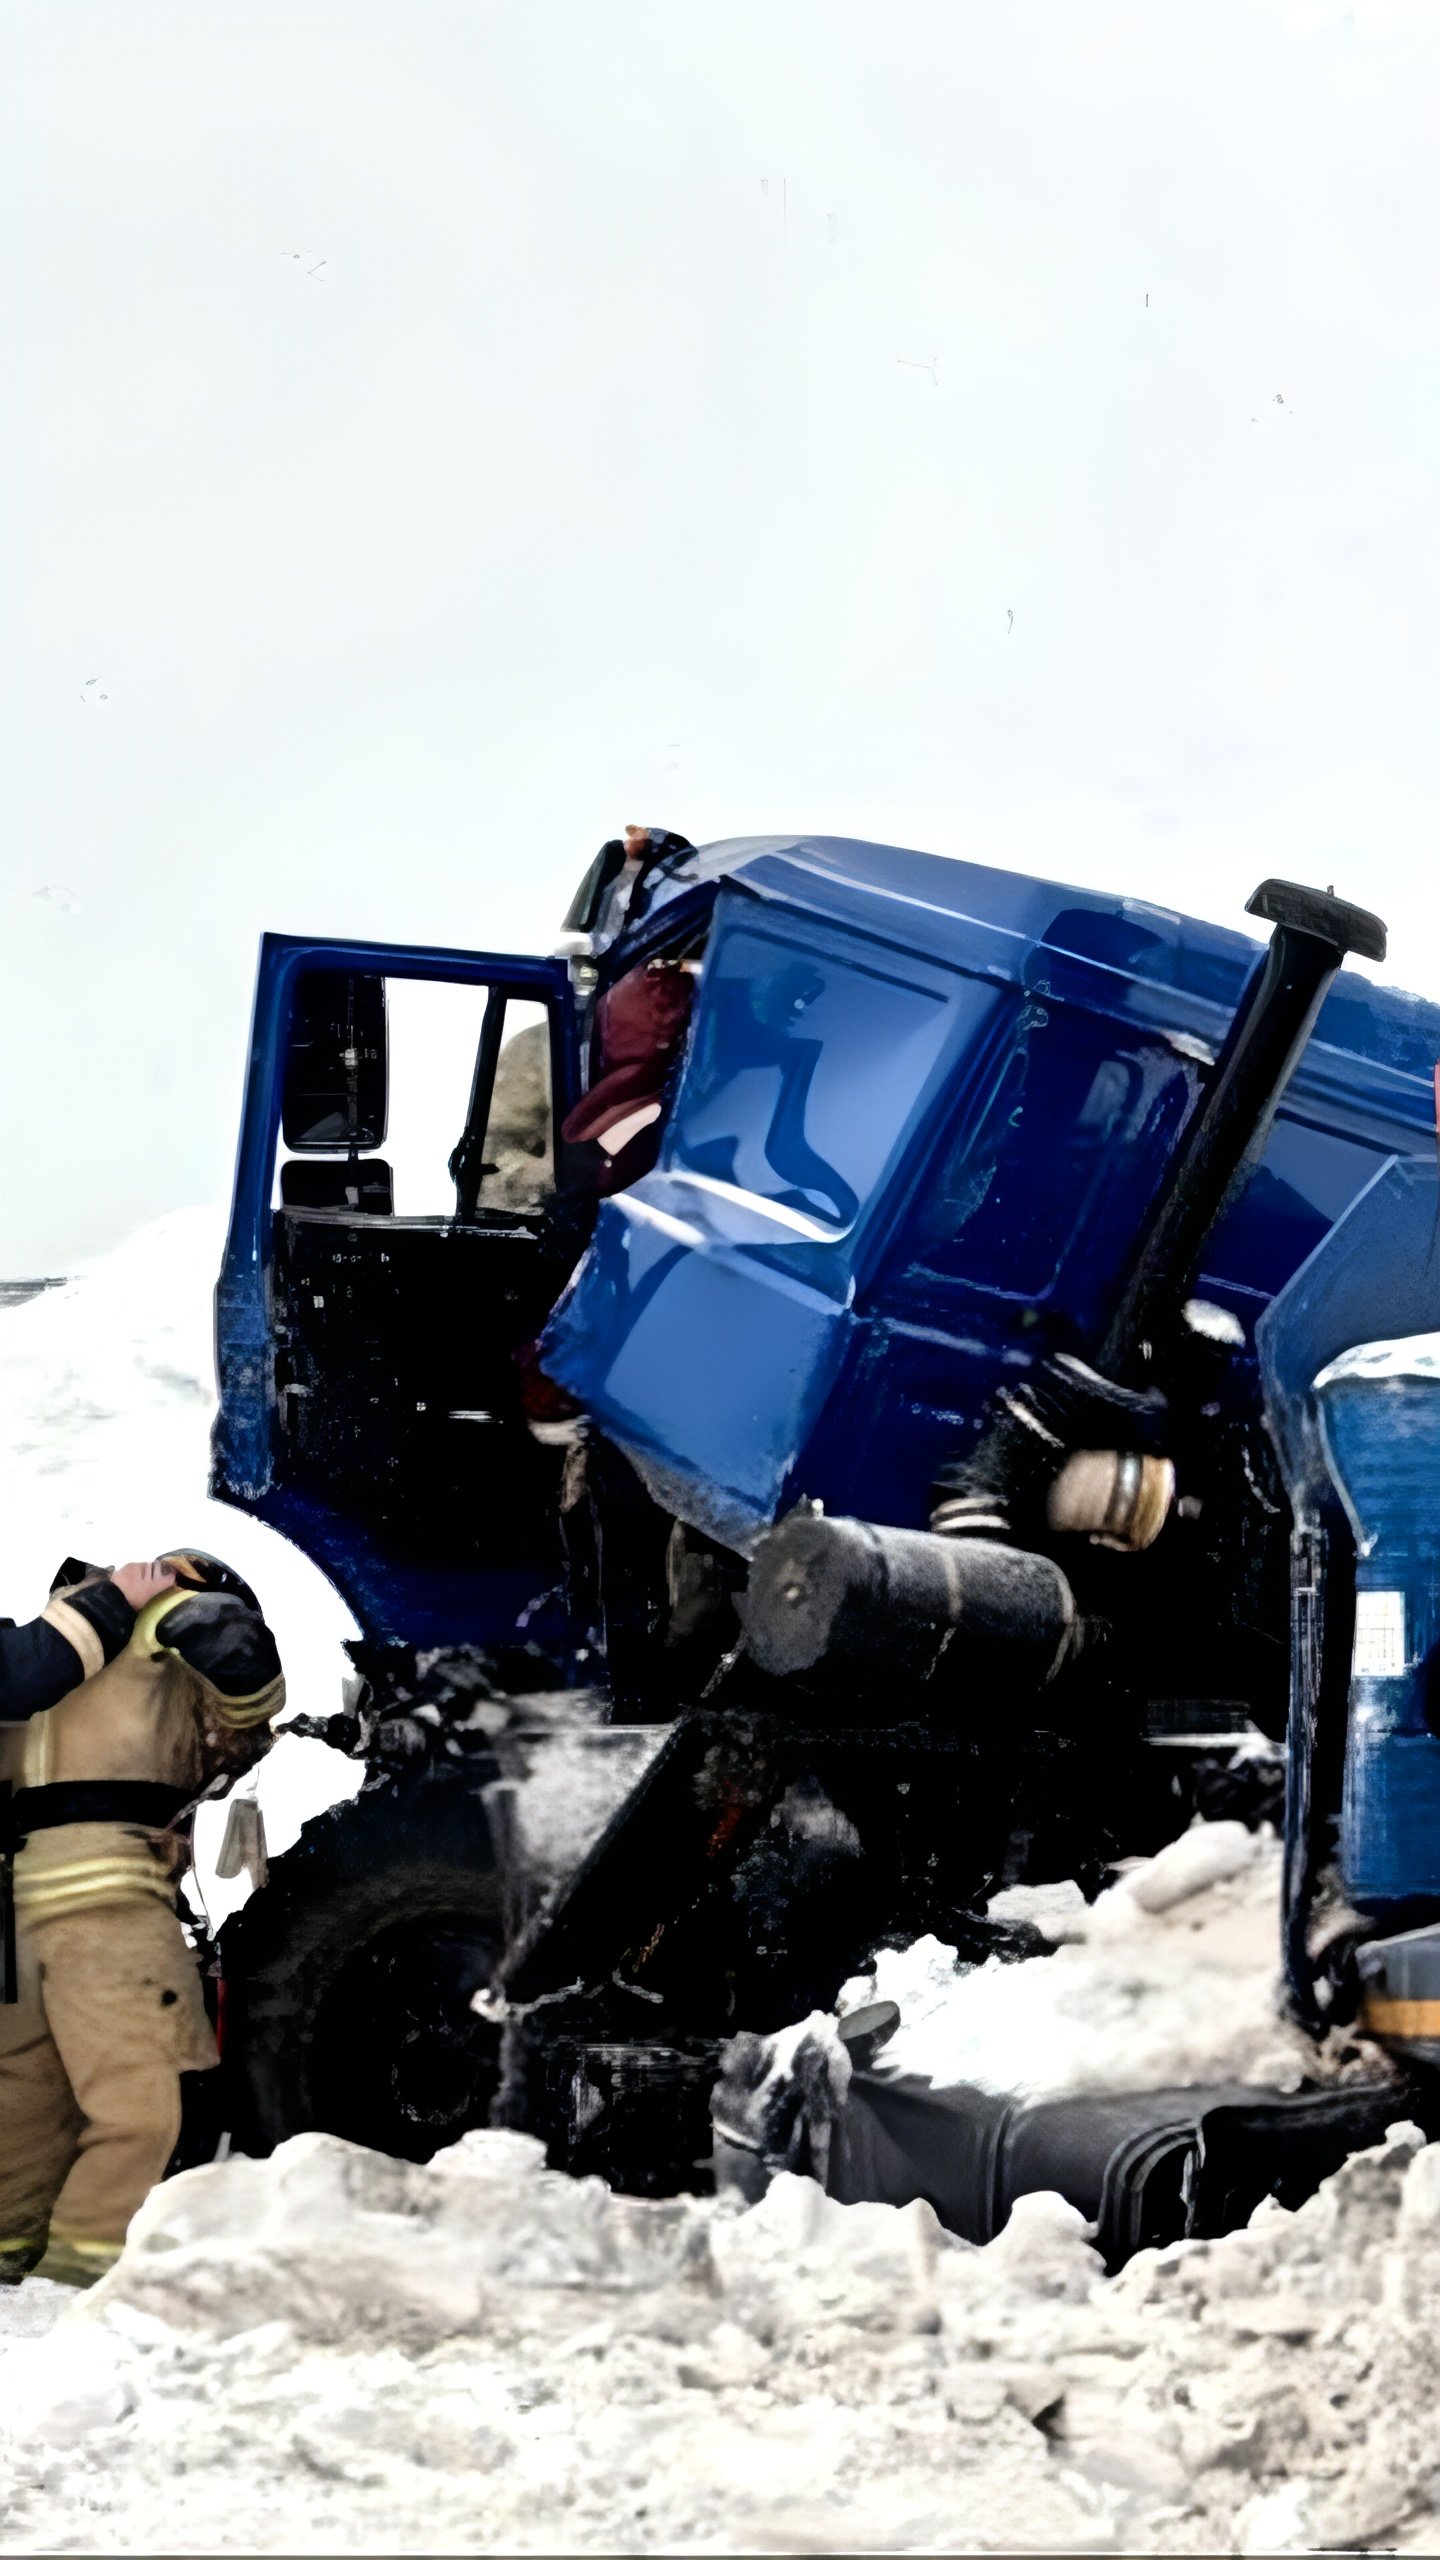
[7,2113,1440,2554]
[852,1823,1317,2102]
[2,1832,1418,2554]
[0,1208,363,1898]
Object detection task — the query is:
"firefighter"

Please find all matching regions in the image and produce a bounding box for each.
[0,1551,284,2286]
[560,952,699,1196]
[561,824,694,958]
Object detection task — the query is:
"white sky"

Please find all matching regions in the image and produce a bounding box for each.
[2,0,1438,1271]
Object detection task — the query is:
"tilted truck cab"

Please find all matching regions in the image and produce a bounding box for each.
[215,836,1439,1661]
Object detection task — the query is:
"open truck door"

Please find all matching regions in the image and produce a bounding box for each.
[212,935,584,1655]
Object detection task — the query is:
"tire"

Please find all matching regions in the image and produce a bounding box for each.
[218,1762,505,2163]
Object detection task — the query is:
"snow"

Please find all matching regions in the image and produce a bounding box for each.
[499,1710,669,1896]
[1314,1329,1440,1387]
[1103,1819,1260,1916]
[0,1206,365,1909]
[2,1797,1413,2553]
[849,1825,1318,2103]
[0,2277,73,2342]
[6,2102,1440,2554]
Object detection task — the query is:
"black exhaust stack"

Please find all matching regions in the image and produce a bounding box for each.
[1101,879,1386,1376]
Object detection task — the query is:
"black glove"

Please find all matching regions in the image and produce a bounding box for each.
[144,1593,283,1720]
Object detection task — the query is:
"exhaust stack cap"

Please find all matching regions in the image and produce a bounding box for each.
[1245,878,1387,965]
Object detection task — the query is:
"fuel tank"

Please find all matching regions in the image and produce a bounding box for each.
[1320,1336,1440,1911]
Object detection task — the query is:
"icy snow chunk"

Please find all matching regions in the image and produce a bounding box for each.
[857,1933,964,2044]
[1089,1817,1259,1925]
[986,1877,1090,1940]
[0,2275,71,2341]
[866,1825,1308,2100]
[92,2138,492,2349]
[94,2130,714,2352]
[1398,2133,1440,2233]
[0,2323,134,2444]
[429,2127,549,2181]
[971,2191,1103,2303]
[1236,2479,1319,2554]
[710,2172,945,2336]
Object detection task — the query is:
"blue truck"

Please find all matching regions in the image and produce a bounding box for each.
[210,837,1440,2220]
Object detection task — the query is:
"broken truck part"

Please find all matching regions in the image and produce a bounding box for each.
[715,1166,1440,2260]
[207,836,1440,2220]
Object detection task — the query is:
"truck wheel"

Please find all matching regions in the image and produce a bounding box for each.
[217,1766,505,2164]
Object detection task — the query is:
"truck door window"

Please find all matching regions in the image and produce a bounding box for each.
[378,984,554,1218]
[911,1008,1185,1303]
[672,926,954,1236]
[472,1001,555,1213]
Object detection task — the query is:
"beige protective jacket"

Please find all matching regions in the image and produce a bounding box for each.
[1,1586,285,1923]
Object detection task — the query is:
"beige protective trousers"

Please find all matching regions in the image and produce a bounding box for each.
[0,1894,216,2282]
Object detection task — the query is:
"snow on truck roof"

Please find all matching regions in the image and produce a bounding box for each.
[1315,1331,1440,1388]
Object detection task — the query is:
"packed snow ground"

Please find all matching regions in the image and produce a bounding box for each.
[5,2065,1440,2555]
[2,1211,1435,2553]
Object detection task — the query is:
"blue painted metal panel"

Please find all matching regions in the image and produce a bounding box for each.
[548,845,1440,1544]
[541,889,1007,1543]
[1257,1156,1440,1511]
[551,1198,849,1551]
[245,1483,572,1652]
[1321,1358,1440,1909]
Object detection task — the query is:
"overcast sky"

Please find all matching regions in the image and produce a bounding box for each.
[2,0,1438,1270]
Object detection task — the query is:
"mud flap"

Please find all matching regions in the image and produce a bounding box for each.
[827,2069,1433,2271]
[1185,2081,1432,2237]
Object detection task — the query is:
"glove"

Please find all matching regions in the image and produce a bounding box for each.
[133,1592,283,1726]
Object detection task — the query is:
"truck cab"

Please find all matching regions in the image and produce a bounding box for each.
[213,835,1440,1706]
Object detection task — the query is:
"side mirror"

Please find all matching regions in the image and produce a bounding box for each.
[282,971,388,1153]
